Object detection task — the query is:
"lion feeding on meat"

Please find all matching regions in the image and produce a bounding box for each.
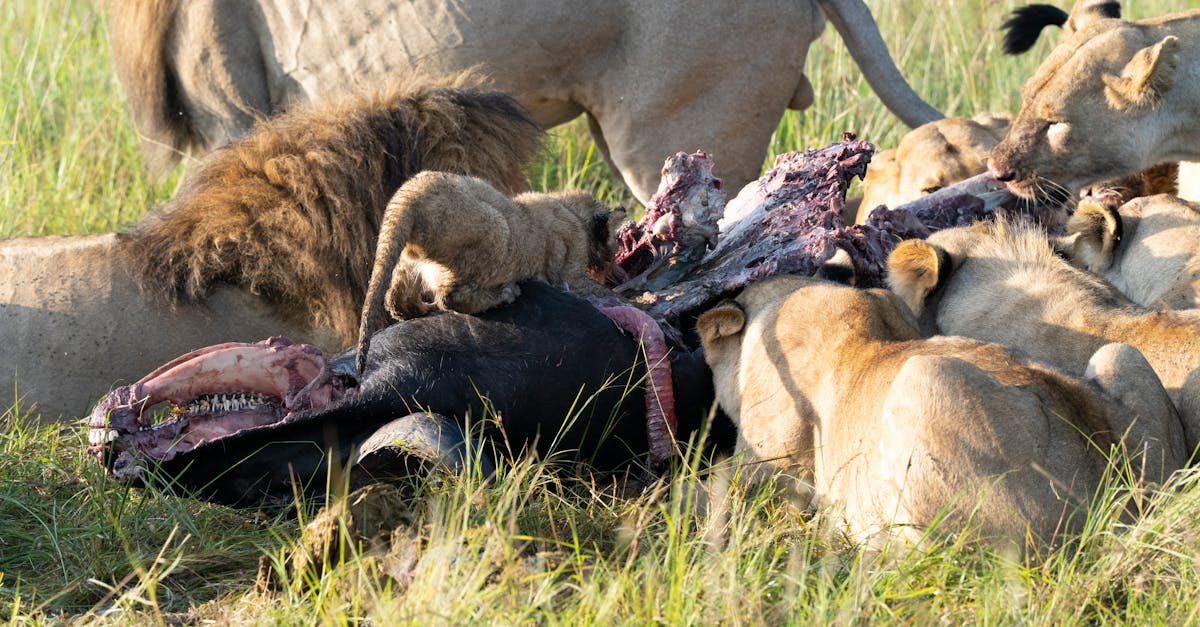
[122,77,543,344]
[0,77,544,418]
[355,172,625,372]
[887,219,1200,458]
[989,8,1200,199]
[697,274,1182,551]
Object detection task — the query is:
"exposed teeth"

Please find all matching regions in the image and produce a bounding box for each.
[88,428,118,446]
[182,392,271,415]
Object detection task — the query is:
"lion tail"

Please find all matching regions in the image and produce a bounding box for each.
[102,0,191,176]
[816,0,942,127]
[356,183,421,375]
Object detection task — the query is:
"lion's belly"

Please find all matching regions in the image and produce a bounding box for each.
[0,234,336,420]
[255,0,619,117]
[253,0,818,124]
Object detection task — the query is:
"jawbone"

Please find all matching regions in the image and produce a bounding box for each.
[87,336,349,480]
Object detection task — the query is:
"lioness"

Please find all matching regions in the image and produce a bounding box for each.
[697,275,1181,550]
[989,8,1200,199]
[888,219,1199,458]
[855,112,1177,224]
[356,172,624,372]
[857,113,1011,222]
[1059,193,1200,310]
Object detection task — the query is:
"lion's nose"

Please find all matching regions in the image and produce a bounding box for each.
[988,156,1016,182]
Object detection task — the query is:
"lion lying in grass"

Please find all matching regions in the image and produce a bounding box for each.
[855,113,1176,223]
[0,77,543,418]
[888,219,1198,459]
[696,274,1182,551]
[1059,194,1200,310]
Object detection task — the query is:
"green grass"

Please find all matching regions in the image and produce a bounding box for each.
[2,0,1198,623]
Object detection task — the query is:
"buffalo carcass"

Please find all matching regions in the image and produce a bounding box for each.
[87,282,733,508]
[86,137,1018,507]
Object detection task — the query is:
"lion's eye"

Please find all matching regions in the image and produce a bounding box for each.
[921,185,943,194]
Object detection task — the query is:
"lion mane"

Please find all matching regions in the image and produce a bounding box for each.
[117,76,545,343]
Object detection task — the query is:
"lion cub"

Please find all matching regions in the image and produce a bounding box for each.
[698,275,1182,551]
[856,113,1011,222]
[1058,194,1200,310]
[356,171,624,372]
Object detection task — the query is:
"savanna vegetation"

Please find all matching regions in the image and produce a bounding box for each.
[2,0,1197,623]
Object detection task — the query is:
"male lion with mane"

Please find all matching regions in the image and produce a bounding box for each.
[121,76,544,344]
[697,275,1182,551]
[0,76,544,417]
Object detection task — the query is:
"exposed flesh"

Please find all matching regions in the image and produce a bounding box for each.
[614,150,725,291]
[87,336,342,478]
[600,305,677,469]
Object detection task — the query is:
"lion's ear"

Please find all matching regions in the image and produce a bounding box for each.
[815,248,856,286]
[1066,0,1121,35]
[696,301,746,347]
[1062,198,1123,273]
[1104,36,1180,111]
[886,240,950,317]
[594,205,627,243]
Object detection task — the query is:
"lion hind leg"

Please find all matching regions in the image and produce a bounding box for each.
[437,280,521,315]
[1085,342,1189,477]
[384,263,435,320]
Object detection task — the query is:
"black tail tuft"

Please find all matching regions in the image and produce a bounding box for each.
[1001,4,1069,55]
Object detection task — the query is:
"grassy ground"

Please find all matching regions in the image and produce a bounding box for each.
[2,0,1198,623]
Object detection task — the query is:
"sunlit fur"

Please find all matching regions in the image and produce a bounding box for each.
[118,76,544,343]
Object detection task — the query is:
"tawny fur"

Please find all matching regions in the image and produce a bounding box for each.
[697,275,1181,551]
[117,78,544,345]
[1060,194,1200,310]
[99,0,941,204]
[354,171,623,372]
[1081,162,1179,201]
[990,9,1200,198]
[857,113,1011,221]
[101,0,186,175]
[887,219,1199,458]
[855,113,1176,223]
